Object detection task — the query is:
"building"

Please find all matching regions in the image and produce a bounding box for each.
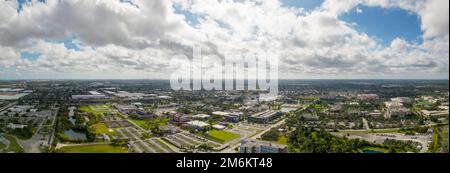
[159,125,178,135]
[248,110,282,124]
[212,124,226,130]
[357,94,379,101]
[185,121,210,130]
[212,111,243,123]
[192,114,211,120]
[114,104,137,114]
[72,94,108,100]
[384,101,411,119]
[172,114,190,123]
[280,104,299,113]
[391,97,413,104]
[420,110,449,118]
[7,123,28,129]
[240,139,288,153]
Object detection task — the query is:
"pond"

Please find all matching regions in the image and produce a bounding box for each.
[64,130,87,141]
[363,149,384,153]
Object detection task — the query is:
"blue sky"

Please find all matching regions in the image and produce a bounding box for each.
[281,0,323,11]
[341,5,423,45]
[172,0,423,46]
[20,51,41,61]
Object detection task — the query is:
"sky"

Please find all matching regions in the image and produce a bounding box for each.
[0,0,448,80]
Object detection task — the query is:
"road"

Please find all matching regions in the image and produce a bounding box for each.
[220,118,287,153]
[362,118,371,130]
[0,102,16,112]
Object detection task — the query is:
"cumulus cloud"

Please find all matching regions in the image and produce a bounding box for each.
[0,0,448,79]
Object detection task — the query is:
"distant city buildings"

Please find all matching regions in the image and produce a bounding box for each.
[357,94,379,101]
[0,88,30,100]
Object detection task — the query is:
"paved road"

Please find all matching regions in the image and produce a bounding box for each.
[221,118,287,153]
[362,118,371,130]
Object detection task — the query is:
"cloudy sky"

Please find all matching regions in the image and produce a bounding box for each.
[0,0,448,80]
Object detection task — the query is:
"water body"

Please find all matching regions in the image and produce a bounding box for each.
[363,149,384,153]
[64,130,87,141]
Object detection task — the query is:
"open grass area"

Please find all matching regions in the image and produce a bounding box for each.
[440,126,449,152]
[2,134,24,153]
[277,136,288,145]
[130,119,149,130]
[79,104,115,117]
[91,123,115,135]
[59,144,129,153]
[205,130,241,143]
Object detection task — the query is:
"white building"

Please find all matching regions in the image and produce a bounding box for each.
[240,139,288,153]
[212,124,226,130]
[185,121,210,130]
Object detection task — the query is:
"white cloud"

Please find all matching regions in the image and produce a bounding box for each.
[0,0,448,79]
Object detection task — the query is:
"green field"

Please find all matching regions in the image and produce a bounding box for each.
[59,144,129,153]
[206,130,241,143]
[130,119,149,130]
[440,126,449,152]
[2,134,24,153]
[91,123,115,135]
[79,104,115,117]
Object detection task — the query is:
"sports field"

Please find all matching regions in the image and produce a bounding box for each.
[206,130,241,143]
[79,104,116,117]
[91,123,115,135]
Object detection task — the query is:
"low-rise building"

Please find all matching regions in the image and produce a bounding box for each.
[357,94,379,101]
[7,123,27,129]
[384,101,411,119]
[159,125,178,135]
[240,139,288,153]
[212,111,243,122]
[192,114,211,120]
[248,110,282,124]
[391,97,413,104]
[185,121,210,130]
[212,124,226,130]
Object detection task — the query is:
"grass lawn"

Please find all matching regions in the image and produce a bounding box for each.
[440,126,448,152]
[206,130,241,143]
[3,134,24,153]
[79,104,115,117]
[277,136,288,145]
[130,119,149,130]
[59,144,129,153]
[91,123,115,135]
[261,135,288,145]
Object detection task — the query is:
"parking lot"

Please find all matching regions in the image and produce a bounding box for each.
[163,132,221,149]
